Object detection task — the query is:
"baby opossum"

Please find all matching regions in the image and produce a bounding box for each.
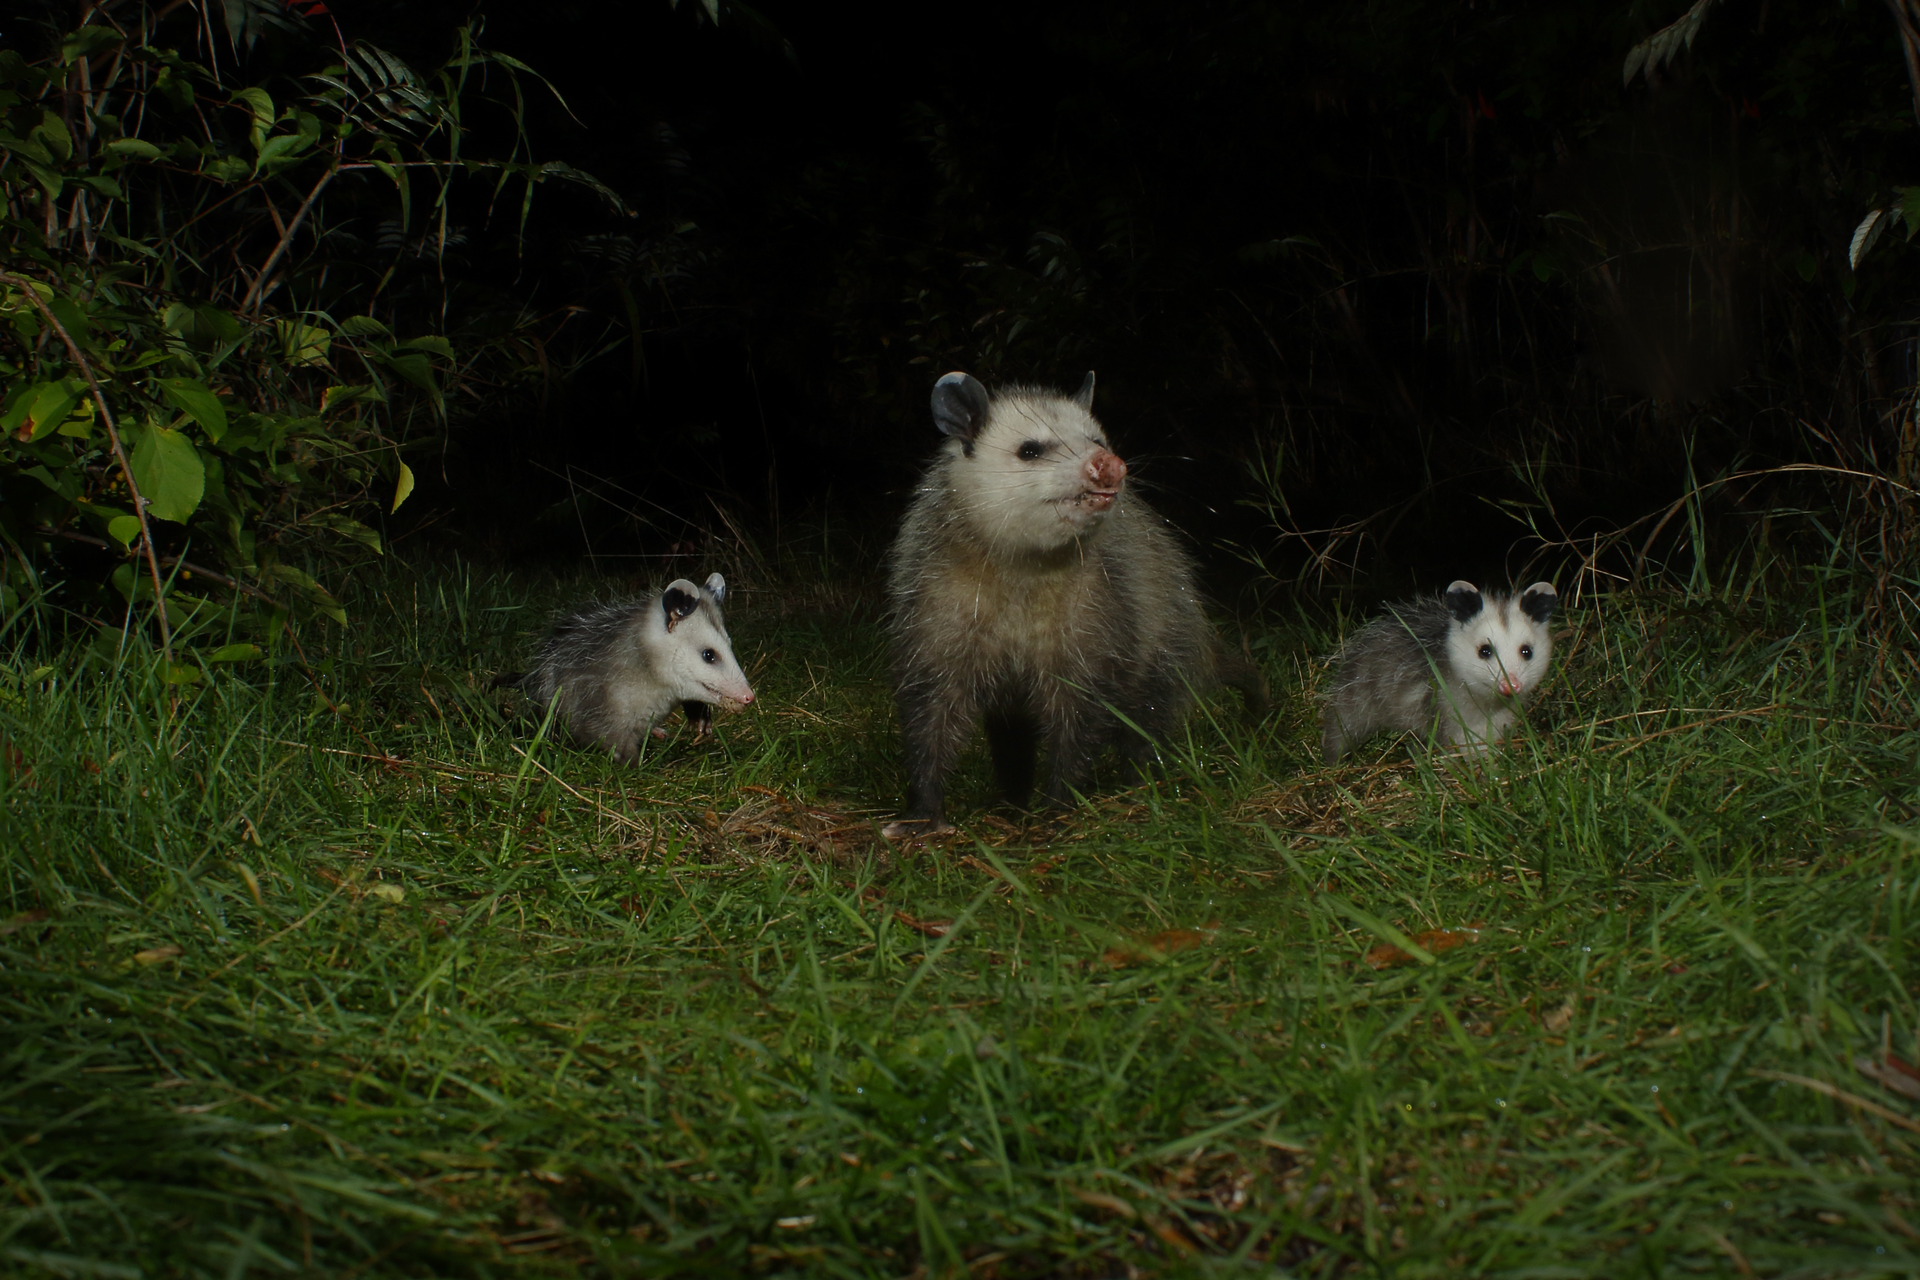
[1321,580,1557,763]
[884,370,1263,836]
[516,574,755,762]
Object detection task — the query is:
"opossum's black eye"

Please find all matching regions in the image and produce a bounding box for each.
[1477,644,1493,661]
[701,648,718,664]
[1017,440,1046,461]
[1520,645,1533,661]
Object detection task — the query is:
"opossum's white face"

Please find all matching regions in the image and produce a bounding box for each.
[1442,580,1558,703]
[931,372,1128,559]
[649,573,756,708]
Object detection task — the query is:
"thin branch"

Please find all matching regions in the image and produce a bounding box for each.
[239,164,336,316]
[0,270,172,663]
[1885,0,1920,131]
[33,526,284,607]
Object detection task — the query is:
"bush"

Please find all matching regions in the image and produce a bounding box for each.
[0,3,618,654]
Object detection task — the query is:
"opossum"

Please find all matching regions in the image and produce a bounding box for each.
[884,370,1264,836]
[514,574,755,763]
[1320,580,1557,763]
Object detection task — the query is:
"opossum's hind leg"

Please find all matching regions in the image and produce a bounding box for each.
[683,700,714,742]
[1116,721,1166,779]
[1039,698,1117,811]
[1321,692,1374,765]
[1217,642,1272,719]
[1111,667,1189,780]
[884,685,978,838]
[1320,713,1347,766]
[984,709,1040,810]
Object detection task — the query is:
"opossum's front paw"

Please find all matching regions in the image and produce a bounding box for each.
[650,726,670,741]
[881,817,953,840]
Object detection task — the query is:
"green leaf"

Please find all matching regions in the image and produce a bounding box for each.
[24,466,69,498]
[106,515,143,547]
[377,350,442,414]
[232,87,275,136]
[22,159,63,203]
[75,175,124,199]
[391,461,415,513]
[158,378,228,441]
[1901,187,1920,242]
[398,335,455,358]
[165,662,202,685]
[1850,209,1889,271]
[151,66,193,109]
[164,303,242,349]
[103,138,163,161]
[77,502,132,532]
[3,379,86,443]
[322,384,382,412]
[275,320,332,367]
[62,26,124,64]
[201,153,249,182]
[263,563,346,624]
[55,397,96,438]
[305,512,382,555]
[337,315,391,338]
[207,643,261,663]
[254,131,313,171]
[129,425,206,523]
[31,110,73,163]
[48,295,88,339]
[0,128,54,165]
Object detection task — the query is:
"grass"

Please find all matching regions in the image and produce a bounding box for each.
[2,551,1918,1278]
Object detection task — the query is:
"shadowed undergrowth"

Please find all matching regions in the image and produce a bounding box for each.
[2,557,1917,1278]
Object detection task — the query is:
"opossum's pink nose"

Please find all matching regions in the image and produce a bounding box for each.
[1498,673,1523,697]
[1084,449,1126,493]
[737,689,756,705]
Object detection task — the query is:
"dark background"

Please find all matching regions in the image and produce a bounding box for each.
[28,0,1920,597]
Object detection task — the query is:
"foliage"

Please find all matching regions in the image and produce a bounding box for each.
[0,3,617,647]
[1,554,1916,1274]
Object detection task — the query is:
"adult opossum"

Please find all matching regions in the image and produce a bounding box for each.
[1320,580,1557,763]
[884,370,1263,836]
[513,574,755,762]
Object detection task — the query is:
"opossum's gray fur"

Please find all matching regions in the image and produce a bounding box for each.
[885,370,1266,835]
[1321,580,1557,764]
[520,574,755,763]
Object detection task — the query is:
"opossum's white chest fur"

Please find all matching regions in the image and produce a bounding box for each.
[916,530,1115,690]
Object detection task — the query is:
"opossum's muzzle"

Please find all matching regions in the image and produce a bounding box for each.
[1081,448,1127,509]
[1497,673,1524,697]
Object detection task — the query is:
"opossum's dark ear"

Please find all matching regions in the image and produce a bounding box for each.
[661,581,700,633]
[1518,582,1558,625]
[1444,580,1483,623]
[704,573,727,604]
[1073,371,1095,410]
[931,372,990,442]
